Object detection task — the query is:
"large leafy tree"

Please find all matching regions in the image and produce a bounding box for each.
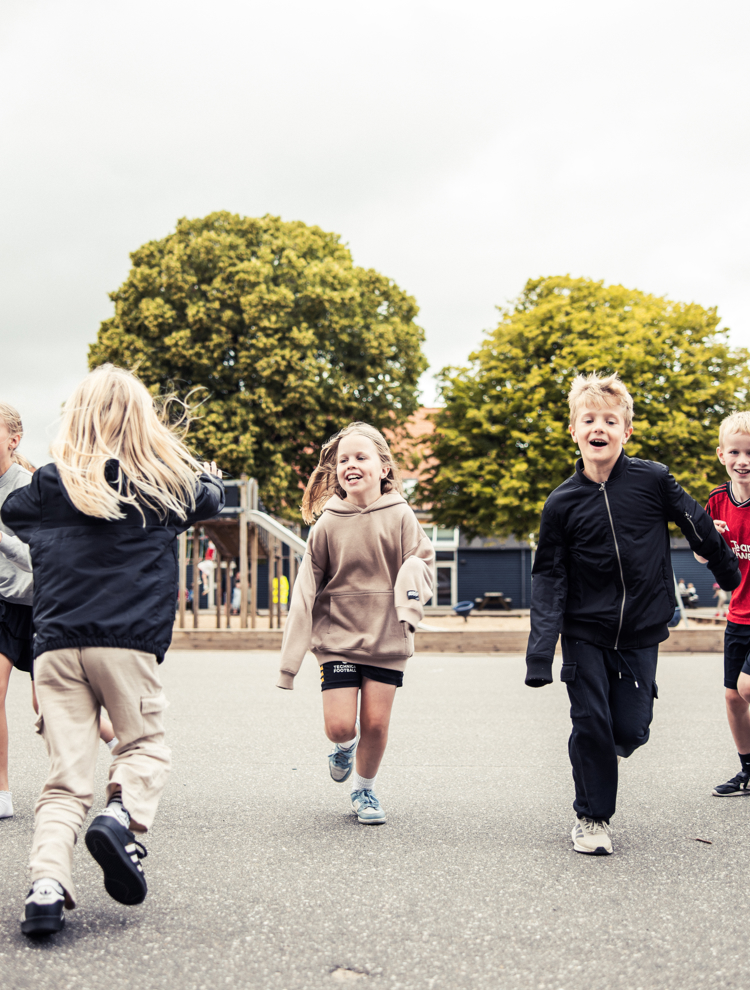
[420,276,750,540]
[90,211,427,515]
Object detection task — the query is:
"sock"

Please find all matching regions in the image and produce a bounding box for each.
[106,737,118,752]
[337,735,357,751]
[739,752,750,772]
[102,792,131,828]
[351,771,377,794]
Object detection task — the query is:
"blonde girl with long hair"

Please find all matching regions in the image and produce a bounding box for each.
[278,422,434,825]
[2,365,224,936]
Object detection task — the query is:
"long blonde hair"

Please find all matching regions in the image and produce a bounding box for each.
[0,401,35,473]
[301,422,402,524]
[51,364,203,522]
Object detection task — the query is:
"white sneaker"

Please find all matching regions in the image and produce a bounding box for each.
[571,816,613,855]
[0,791,14,819]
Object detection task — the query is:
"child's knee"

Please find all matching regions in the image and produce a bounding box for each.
[733,680,750,705]
[325,718,357,744]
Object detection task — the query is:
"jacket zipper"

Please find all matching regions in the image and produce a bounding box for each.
[684,512,700,540]
[600,481,626,650]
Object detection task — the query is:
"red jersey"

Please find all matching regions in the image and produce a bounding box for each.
[706,483,750,624]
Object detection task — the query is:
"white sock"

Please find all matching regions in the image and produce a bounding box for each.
[337,735,357,751]
[351,771,377,793]
[101,793,130,829]
[106,737,118,752]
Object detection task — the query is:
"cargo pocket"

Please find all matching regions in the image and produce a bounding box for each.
[140,692,169,739]
[560,662,590,719]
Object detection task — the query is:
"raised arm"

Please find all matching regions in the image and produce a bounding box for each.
[661,470,740,590]
[525,502,568,687]
[394,513,435,631]
[277,529,328,690]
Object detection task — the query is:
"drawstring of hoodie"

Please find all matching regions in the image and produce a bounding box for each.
[616,651,640,688]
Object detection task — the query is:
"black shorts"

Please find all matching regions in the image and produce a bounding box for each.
[0,600,34,676]
[724,621,750,689]
[319,660,403,692]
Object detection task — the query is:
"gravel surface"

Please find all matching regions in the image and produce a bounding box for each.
[1,650,748,990]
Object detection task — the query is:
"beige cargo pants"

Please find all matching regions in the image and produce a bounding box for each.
[30,647,171,907]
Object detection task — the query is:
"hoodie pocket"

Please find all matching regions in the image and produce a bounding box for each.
[321,592,408,657]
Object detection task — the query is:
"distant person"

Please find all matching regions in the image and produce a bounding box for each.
[526,372,739,856]
[677,578,688,598]
[2,365,224,937]
[694,412,750,797]
[713,583,729,620]
[277,422,433,825]
[0,403,116,825]
[686,582,700,608]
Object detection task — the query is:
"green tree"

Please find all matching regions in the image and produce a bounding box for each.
[90,211,427,515]
[419,275,750,540]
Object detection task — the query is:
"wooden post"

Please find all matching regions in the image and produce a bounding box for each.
[192,526,200,629]
[215,551,222,629]
[289,524,298,605]
[268,536,275,629]
[250,523,257,630]
[240,475,248,629]
[277,545,283,628]
[178,531,187,628]
[225,559,232,628]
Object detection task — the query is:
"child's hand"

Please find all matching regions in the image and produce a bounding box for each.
[714,519,729,535]
[203,461,223,479]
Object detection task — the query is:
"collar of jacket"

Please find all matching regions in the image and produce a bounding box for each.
[324,492,406,515]
[573,448,628,487]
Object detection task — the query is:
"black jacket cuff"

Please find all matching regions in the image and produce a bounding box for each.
[525,656,553,687]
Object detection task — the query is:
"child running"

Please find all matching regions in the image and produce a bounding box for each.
[525,373,739,855]
[1,365,224,936]
[695,412,750,796]
[277,422,434,824]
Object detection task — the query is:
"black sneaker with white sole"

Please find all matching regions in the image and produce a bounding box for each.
[85,814,148,905]
[712,769,750,796]
[21,878,65,936]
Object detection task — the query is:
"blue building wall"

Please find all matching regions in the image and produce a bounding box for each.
[670,548,718,608]
[457,549,532,609]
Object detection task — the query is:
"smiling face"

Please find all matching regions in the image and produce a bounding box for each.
[718,431,750,492]
[570,400,633,478]
[336,432,389,507]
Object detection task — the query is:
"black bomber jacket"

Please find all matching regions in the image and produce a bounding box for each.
[0,462,225,662]
[525,451,740,687]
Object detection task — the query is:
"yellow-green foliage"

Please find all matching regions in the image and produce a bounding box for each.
[419,276,750,540]
[90,212,427,516]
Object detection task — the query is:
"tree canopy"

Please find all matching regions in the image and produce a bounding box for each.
[89,211,427,515]
[419,275,750,540]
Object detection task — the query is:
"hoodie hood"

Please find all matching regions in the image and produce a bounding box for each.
[323,492,407,516]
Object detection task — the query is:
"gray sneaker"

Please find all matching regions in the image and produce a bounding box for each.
[328,719,360,783]
[571,816,613,855]
[351,789,386,825]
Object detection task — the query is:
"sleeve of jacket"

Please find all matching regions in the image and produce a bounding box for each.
[394,511,435,630]
[182,473,225,529]
[0,532,32,572]
[0,474,42,544]
[525,500,568,687]
[277,527,328,690]
[660,469,740,591]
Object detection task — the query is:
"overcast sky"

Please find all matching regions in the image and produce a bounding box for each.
[2,0,749,467]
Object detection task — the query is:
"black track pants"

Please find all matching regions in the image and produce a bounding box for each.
[560,637,659,822]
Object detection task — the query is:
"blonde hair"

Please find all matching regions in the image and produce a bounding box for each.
[51,364,203,522]
[0,401,35,473]
[301,422,402,524]
[568,372,634,429]
[719,411,750,448]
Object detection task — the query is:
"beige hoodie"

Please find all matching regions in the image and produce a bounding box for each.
[277,492,434,689]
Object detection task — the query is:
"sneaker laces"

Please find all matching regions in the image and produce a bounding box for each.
[579,817,612,836]
[353,789,380,809]
[329,745,355,769]
[726,770,750,788]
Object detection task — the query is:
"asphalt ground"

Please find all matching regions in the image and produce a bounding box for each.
[1,650,749,990]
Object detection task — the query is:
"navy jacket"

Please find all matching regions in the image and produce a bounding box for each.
[1,462,225,662]
[525,452,740,686]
